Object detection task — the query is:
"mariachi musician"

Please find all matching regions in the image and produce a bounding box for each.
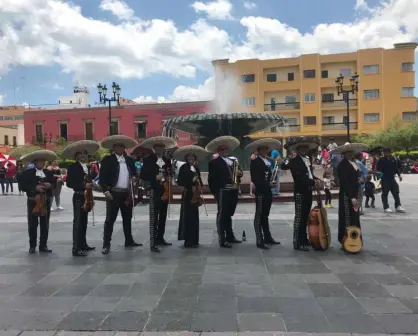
[99,135,142,255]
[281,137,320,251]
[63,140,100,257]
[140,136,177,253]
[207,136,243,248]
[174,145,207,248]
[246,138,281,249]
[20,150,57,254]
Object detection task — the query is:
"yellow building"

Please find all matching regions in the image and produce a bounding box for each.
[212,42,418,143]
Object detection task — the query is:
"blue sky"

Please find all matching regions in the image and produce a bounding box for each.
[0,0,416,107]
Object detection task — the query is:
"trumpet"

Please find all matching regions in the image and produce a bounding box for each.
[232,159,239,187]
[271,160,279,183]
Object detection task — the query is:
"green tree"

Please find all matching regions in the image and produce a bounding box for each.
[9,144,42,159]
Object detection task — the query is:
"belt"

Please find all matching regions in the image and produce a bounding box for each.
[111,187,129,192]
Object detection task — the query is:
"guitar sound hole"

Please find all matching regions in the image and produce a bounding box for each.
[350,231,358,239]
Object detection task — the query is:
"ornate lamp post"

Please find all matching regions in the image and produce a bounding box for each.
[97,82,121,136]
[335,73,359,142]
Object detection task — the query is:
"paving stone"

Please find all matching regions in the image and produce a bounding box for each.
[399,298,418,313]
[316,297,366,315]
[372,273,415,285]
[191,313,238,332]
[100,311,149,331]
[144,312,193,331]
[237,313,286,331]
[56,311,111,331]
[55,332,92,336]
[115,295,160,312]
[196,296,237,312]
[0,332,21,336]
[357,297,413,314]
[327,314,385,333]
[19,332,56,336]
[373,314,418,334]
[344,282,392,298]
[237,297,281,313]
[281,312,332,332]
[384,284,418,297]
[308,283,352,297]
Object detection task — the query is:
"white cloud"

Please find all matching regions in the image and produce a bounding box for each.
[133,95,170,104]
[243,1,256,10]
[99,0,134,20]
[0,94,5,105]
[191,0,233,20]
[52,83,64,90]
[355,0,370,10]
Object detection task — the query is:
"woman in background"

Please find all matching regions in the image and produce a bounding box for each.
[47,160,64,211]
[16,160,25,195]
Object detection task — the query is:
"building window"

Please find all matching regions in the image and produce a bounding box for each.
[401,87,415,97]
[270,126,277,133]
[321,70,328,78]
[35,124,43,143]
[288,72,294,81]
[59,123,68,141]
[85,122,93,140]
[364,89,379,100]
[402,62,414,72]
[4,135,9,146]
[322,116,335,124]
[363,65,379,74]
[303,116,316,125]
[243,97,256,106]
[304,93,316,102]
[343,116,348,125]
[110,121,119,135]
[364,113,380,123]
[285,96,297,103]
[241,74,255,83]
[340,68,352,77]
[270,98,276,111]
[402,111,418,121]
[12,136,17,147]
[136,122,147,138]
[286,118,298,126]
[321,93,334,102]
[303,69,316,79]
[266,74,277,82]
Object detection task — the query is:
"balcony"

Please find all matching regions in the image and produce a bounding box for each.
[322,122,358,131]
[264,102,300,111]
[286,125,300,133]
[321,99,357,109]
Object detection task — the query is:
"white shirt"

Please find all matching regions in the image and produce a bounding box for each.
[222,156,233,166]
[259,156,271,167]
[190,165,196,172]
[323,178,331,189]
[115,154,130,189]
[35,168,46,178]
[156,157,165,168]
[300,155,313,179]
[79,162,88,174]
[350,160,360,171]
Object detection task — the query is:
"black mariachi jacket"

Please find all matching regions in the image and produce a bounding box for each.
[337,159,360,199]
[140,154,171,190]
[99,153,137,192]
[177,163,202,189]
[281,155,317,193]
[208,156,242,196]
[250,156,272,194]
[20,168,55,198]
[66,161,90,192]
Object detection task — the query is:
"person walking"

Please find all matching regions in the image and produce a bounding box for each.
[47,160,64,211]
[16,160,25,195]
[269,147,281,196]
[5,163,15,194]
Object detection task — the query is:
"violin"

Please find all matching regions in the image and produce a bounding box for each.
[161,160,173,202]
[125,177,139,207]
[83,172,95,225]
[32,179,47,217]
[191,177,203,207]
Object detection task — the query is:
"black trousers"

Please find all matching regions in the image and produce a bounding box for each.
[215,188,238,245]
[381,178,401,209]
[254,191,273,245]
[293,191,312,248]
[103,191,134,248]
[365,194,375,206]
[72,193,89,252]
[149,188,169,247]
[324,188,332,205]
[27,198,51,248]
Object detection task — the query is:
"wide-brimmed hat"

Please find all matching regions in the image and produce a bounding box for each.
[205,136,240,153]
[21,150,57,163]
[140,136,177,149]
[285,136,320,151]
[245,138,281,152]
[101,135,138,150]
[131,145,154,157]
[173,145,207,161]
[330,142,369,155]
[62,140,100,159]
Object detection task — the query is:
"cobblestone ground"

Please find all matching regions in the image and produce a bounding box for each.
[1,176,418,335]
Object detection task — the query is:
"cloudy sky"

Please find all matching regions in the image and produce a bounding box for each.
[0,0,417,106]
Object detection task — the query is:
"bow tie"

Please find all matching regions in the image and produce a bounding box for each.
[116,155,125,163]
[36,169,45,178]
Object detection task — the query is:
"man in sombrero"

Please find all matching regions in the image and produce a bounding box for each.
[206,136,243,248]
[140,136,177,252]
[20,150,57,254]
[63,140,100,257]
[245,138,282,249]
[282,137,321,251]
[99,135,142,255]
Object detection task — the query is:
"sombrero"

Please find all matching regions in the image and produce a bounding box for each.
[101,135,138,150]
[205,136,240,153]
[21,150,57,163]
[131,145,154,156]
[62,140,100,159]
[285,136,320,151]
[173,145,207,161]
[329,142,369,155]
[245,138,281,152]
[140,136,177,149]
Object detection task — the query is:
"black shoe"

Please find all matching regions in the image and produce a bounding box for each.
[265,238,281,245]
[39,247,52,253]
[365,204,370,208]
[125,241,143,248]
[156,239,172,246]
[101,247,110,255]
[227,237,242,244]
[72,250,86,257]
[151,246,161,253]
[82,245,96,251]
[257,243,269,250]
[294,245,310,252]
[371,204,376,208]
[184,244,199,248]
[220,242,232,248]
[29,247,36,254]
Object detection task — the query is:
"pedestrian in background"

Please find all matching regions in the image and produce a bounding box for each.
[5,163,15,194]
[269,148,281,196]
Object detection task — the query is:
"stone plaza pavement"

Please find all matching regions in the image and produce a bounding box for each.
[1,177,418,335]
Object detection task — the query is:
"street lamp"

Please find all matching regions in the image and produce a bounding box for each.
[335,73,359,142]
[97,82,121,136]
[43,132,52,149]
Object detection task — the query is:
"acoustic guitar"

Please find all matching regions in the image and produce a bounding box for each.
[342,226,362,253]
[308,188,331,251]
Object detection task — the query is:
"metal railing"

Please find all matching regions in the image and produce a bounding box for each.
[264,102,300,111]
[322,122,358,130]
[321,99,357,108]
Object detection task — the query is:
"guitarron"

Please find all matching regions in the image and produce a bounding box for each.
[308,188,331,251]
[342,226,362,253]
